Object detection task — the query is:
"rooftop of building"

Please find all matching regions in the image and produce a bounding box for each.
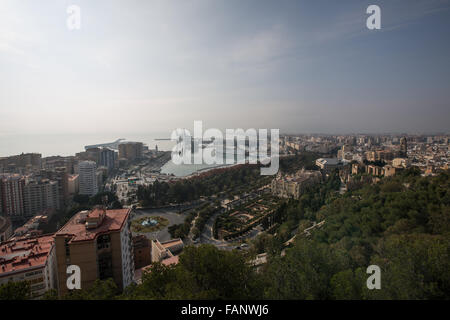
[316,158,341,165]
[0,235,54,276]
[0,173,24,180]
[55,208,131,243]
[161,255,179,266]
[160,238,183,249]
[119,141,143,145]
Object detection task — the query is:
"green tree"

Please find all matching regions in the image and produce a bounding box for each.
[0,281,31,300]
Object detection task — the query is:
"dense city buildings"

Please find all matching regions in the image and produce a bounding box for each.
[78,161,98,196]
[0,235,58,299]
[54,207,134,295]
[0,153,42,175]
[42,156,75,174]
[280,134,449,177]
[0,133,448,301]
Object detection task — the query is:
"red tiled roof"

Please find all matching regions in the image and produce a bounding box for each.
[0,235,54,276]
[87,208,104,218]
[161,255,179,266]
[55,208,131,242]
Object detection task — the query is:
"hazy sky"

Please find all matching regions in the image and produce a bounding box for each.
[1,0,449,136]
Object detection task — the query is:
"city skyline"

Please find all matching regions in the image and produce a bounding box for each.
[1,0,450,138]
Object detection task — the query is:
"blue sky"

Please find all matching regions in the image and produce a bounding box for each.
[1,0,449,135]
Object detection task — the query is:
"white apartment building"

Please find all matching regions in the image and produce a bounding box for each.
[78,161,98,196]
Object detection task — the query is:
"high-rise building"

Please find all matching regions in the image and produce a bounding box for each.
[0,174,25,218]
[23,178,60,217]
[54,207,134,295]
[400,137,408,158]
[118,142,143,162]
[0,235,58,299]
[78,161,98,196]
[42,156,75,174]
[39,168,68,208]
[100,148,116,171]
[76,148,101,164]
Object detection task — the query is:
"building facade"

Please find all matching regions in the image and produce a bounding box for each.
[100,148,117,171]
[40,167,69,209]
[68,174,79,196]
[23,178,60,217]
[271,169,322,199]
[54,208,134,295]
[118,142,143,162]
[78,161,98,196]
[132,235,151,269]
[0,216,12,243]
[0,174,25,218]
[0,235,58,299]
[151,238,184,263]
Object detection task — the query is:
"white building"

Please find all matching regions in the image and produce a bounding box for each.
[78,161,98,196]
[315,158,343,171]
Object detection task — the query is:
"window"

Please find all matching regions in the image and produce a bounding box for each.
[98,253,113,280]
[64,238,71,257]
[97,234,111,250]
[25,270,42,277]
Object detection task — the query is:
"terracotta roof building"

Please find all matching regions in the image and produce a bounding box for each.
[54,207,134,295]
[0,235,58,299]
